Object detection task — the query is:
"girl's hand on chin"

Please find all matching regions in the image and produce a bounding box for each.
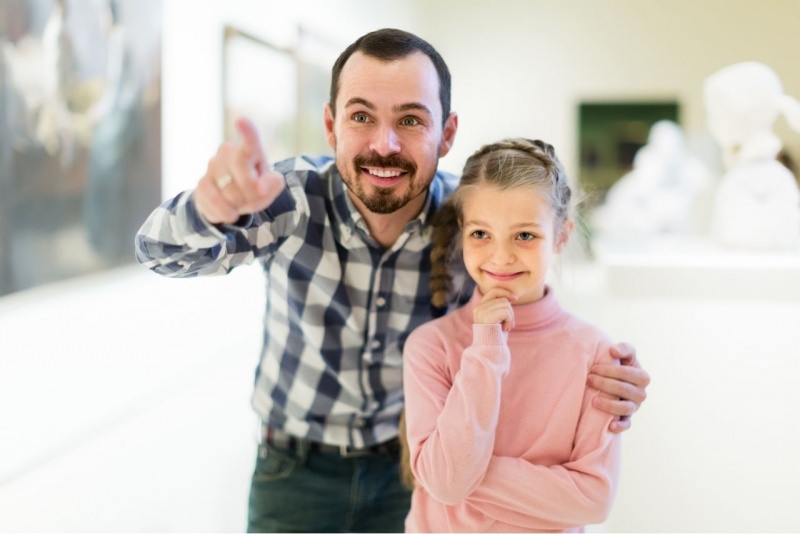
[474,287,517,331]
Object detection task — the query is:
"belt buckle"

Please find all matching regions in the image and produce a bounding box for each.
[338,444,370,458]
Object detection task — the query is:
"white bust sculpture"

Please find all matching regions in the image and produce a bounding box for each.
[592,120,713,238]
[705,61,800,250]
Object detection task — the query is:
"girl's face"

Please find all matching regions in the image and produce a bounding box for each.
[460,184,572,305]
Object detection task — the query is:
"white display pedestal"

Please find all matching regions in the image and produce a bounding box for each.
[592,235,800,301]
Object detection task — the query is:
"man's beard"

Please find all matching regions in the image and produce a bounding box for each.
[346,153,419,214]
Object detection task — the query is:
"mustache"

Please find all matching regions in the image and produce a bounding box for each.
[353,153,417,174]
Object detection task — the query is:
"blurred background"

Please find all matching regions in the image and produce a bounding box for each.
[2,0,799,531]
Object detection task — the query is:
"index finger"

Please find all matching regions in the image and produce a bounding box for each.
[235,116,269,175]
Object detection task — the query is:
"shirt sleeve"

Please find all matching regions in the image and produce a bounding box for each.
[403,322,511,505]
[134,179,298,278]
[463,338,622,530]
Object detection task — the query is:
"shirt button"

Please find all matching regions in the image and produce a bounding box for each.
[376,296,386,307]
[371,340,381,349]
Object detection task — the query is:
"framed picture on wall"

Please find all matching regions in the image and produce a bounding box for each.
[578,101,680,208]
[0,0,162,297]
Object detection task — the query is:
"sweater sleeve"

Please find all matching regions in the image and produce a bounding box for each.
[464,339,622,530]
[403,322,511,505]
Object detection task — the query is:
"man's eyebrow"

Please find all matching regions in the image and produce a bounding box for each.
[343,98,433,118]
[344,97,375,110]
[393,102,433,117]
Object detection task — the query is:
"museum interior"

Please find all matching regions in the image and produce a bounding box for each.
[2,0,799,531]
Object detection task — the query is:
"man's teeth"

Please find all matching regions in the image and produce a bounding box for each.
[366,168,402,178]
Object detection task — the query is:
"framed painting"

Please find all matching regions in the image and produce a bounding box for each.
[0,0,162,297]
[578,101,680,209]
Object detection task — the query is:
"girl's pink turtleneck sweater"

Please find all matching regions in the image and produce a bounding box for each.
[403,287,621,533]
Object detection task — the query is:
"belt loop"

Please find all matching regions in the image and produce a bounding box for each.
[296,436,309,462]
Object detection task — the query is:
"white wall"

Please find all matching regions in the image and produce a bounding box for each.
[3,0,800,532]
[414,0,800,179]
[162,0,800,189]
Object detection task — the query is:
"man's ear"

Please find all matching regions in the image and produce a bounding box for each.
[323,103,336,150]
[438,112,459,158]
[555,219,575,253]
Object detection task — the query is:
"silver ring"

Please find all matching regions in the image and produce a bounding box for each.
[216,174,233,189]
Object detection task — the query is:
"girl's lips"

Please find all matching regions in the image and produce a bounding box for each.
[484,271,523,281]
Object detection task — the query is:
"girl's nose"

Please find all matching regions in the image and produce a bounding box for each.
[491,242,516,264]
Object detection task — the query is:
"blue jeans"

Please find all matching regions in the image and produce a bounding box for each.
[247,441,411,532]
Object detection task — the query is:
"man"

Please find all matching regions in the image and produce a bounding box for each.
[135,28,650,533]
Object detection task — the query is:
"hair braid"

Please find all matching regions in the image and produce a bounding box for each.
[429,199,460,308]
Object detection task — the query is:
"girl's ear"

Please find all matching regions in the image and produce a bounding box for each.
[554,219,574,253]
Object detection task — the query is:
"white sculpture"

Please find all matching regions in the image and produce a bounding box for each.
[592,120,713,238]
[705,61,800,250]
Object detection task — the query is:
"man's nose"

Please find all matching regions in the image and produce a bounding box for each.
[370,125,401,155]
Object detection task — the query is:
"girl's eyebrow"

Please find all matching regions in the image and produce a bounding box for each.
[511,222,543,230]
[463,220,543,230]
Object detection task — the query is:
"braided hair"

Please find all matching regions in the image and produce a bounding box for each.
[429,138,572,308]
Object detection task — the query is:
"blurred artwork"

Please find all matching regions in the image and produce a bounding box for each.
[0,0,162,297]
[591,120,714,238]
[705,62,800,250]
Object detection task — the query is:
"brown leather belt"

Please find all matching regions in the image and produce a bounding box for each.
[263,426,400,458]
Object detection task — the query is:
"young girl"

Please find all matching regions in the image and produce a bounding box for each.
[402,138,621,532]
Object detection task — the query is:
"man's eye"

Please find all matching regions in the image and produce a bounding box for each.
[353,113,369,123]
[400,116,420,126]
[518,232,535,241]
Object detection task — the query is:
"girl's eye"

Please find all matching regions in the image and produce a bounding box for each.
[470,230,488,239]
[353,113,370,123]
[400,116,420,126]
[518,232,535,241]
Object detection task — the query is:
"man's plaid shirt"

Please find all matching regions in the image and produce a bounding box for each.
[135,155,469,448]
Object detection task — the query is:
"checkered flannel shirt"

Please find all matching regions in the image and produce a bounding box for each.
[135,155,470,448]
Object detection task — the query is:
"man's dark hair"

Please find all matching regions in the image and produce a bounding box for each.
[329,28,452,125]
